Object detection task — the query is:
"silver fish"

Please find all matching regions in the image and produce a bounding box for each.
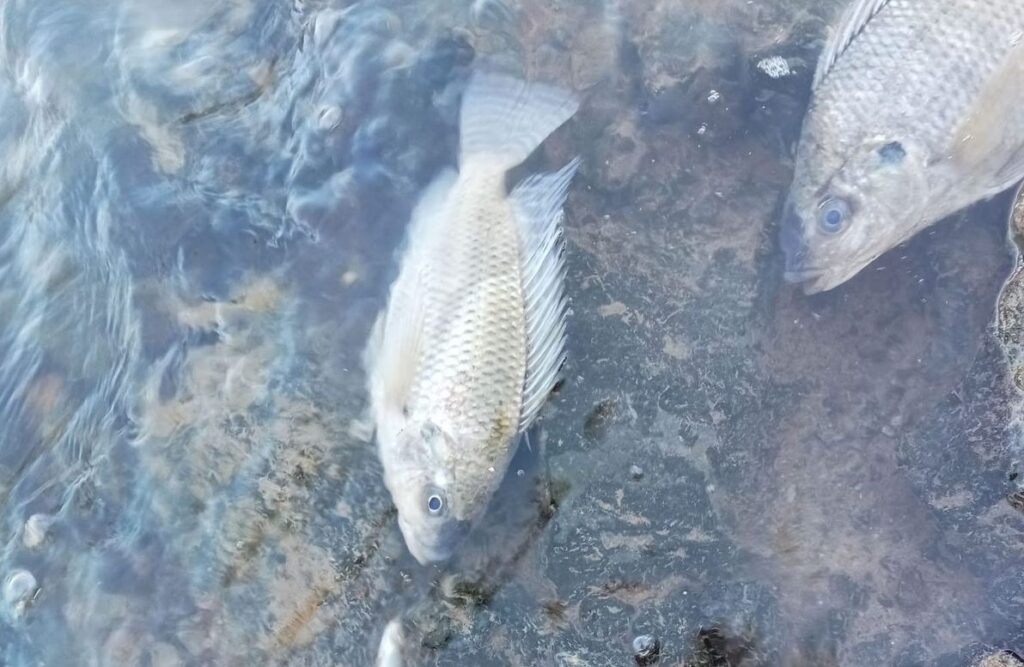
[782,0,1024,294]
[364,72,579,564]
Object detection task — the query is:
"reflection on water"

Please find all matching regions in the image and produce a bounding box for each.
[0,0,1021,665]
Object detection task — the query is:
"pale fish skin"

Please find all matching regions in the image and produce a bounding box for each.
[782,0,1024,294]
[364,72,579,564]
[375,617,404,667]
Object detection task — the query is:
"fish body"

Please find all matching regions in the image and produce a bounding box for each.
[782,0,1024,293]
[364,72,578,564]
[375,617,405,667]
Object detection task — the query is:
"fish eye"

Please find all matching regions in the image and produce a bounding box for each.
[816,196,851,234]
[425,490,446,516]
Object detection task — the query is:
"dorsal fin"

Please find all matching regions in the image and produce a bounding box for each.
[510,157,580,431]
[813,0,891,89]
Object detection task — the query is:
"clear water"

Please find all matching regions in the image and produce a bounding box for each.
[0,0,1022,665]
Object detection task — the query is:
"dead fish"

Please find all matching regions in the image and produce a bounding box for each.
[781,0,1024,294]
[363,71,579,564]
[374,616,405,667]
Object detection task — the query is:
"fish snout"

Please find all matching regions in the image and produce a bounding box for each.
[402,516,473,565]
[780,206,811,282]
[436,517,472,550]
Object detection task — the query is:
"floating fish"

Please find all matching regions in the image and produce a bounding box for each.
[364,71,578,564]
[782,0,1024,293]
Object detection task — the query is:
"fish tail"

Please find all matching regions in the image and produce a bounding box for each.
[459,71,578,170]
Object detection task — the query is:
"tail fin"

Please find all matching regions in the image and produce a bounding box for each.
[459,71,578,170]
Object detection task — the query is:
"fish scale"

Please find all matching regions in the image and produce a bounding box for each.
[783,0,1024,294]
[366,71,578,563]
[407,174,527,513]
[815,1,1020,155]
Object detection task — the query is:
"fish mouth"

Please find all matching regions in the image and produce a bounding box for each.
[779,202,882,294]
[779,203,815,283]
[784,267,839,294]
[788,249,882,294]
[779,208,850,294]
[399,516,472,565]
[782,267,823,285]
[406,541,455,566]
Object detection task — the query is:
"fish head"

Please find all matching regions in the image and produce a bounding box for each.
[380,419,472,565]
[782,133,931,293]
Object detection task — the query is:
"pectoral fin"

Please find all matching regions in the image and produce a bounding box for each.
[951,43,1024,194]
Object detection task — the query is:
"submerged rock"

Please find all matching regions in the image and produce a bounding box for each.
[632,633,660,665]
[3,571,37,620]
[978,651,1024,667]
[21,514,54,549]
[0,0,1021,664]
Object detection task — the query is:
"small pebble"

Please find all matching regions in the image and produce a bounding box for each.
[632,634,660,665]
[629,465,644,480]
[23,514,53,549]
[421,622,451,650]
[148,642,184,667]
[317,105,343,131]
[3,570,38,619]
[756,55,793,79]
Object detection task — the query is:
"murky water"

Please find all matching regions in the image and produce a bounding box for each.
[0,0,1022,665]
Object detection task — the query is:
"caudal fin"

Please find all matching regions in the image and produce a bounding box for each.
[459,71,578,171]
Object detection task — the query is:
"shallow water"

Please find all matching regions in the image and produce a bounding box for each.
[0,0,1022,665]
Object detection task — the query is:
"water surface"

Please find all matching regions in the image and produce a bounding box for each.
[0,0,1022,665]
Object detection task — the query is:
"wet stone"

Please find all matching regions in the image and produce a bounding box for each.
[420,623,452,651]
[1009,489,1024,513]
[755,55,792,78]
[688,626,758,667]
[578,594,635,642]
[632,633,660,665]
[977,652,1024,667]
[583,398,618,442]
[3,570,38,620]
[2,0,1024,664]
[22,514,54,549]
[691,581,780,664]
